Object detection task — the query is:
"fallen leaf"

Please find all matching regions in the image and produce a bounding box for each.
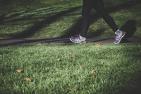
[24,77,32,82]
[80,64,85,68]
[95,43,101,48]
[90,69,96,78]
[91,69,96,74]
[16,68,23,73]
[57,58,62,61]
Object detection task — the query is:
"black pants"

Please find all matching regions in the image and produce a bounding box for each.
[78,0,118,36]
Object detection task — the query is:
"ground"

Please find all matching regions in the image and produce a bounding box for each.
[0,0,141,94]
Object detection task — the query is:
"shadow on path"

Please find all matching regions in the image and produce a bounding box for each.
[0,36,141,47]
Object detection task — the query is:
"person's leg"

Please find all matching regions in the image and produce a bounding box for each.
[94,0,118,32]
[80,0,93,36]
[94,0,126,44]
[70,0,93,43]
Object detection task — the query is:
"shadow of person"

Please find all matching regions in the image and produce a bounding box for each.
[120,20,137,42]
[62,13,100,38]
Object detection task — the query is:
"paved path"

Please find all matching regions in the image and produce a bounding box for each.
[0,36,141,47]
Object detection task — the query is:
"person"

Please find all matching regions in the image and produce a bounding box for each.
[70,0,126,44]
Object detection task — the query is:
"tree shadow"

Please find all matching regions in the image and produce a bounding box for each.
[0,9,35,25]
[121,73,141,94]
[5,6,81,39]
[0,14,6,24]
[87,28,107,38]
[119,45,141,94]
[0,37,70,47]
[0,63,21,94]
[61,14,99,37]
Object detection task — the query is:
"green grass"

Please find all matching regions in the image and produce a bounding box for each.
[0,0,81,38]
[0,0,141,94]
[0,44,141,94]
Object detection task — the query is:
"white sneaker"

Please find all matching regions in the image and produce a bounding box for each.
[114,29,126,44]
[70,35,86,43]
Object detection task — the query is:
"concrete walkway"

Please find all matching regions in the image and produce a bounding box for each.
[0,36,141,47]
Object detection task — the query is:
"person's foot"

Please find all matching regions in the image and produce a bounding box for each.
[70,35,86,43]
[114,29,126,44]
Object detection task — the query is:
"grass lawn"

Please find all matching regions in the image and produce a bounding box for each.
[0,0,141,94]
[0,44,141,94]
